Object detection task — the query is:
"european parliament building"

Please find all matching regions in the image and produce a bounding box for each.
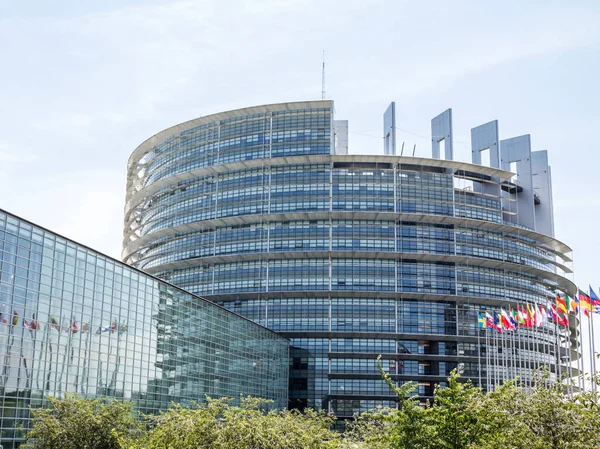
[123,100,578,419]
[0,210,288,447]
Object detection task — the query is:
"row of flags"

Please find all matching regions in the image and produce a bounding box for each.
[0,313,128,336]
[477,287,600,333]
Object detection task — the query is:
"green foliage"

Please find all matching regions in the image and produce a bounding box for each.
[346,356,430,449]
[122,397,342,449]
[23,359,600,449]
[350,359,600,449]
[24,394,142,449]
[426,371,484,449]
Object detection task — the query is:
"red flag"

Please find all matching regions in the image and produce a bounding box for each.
[557,312,568,327]
[579,291,592,317]
[500,309,512,330]
[556,296,568,314]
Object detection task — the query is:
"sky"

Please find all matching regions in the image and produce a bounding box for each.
[1,0,599,377]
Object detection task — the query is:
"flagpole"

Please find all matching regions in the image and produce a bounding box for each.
[506,326,512,381]
[532,308,540,378]
[511,326,518,383]
[525,312,532,389]
[500,329,505,386]
[529,319,536,388]
[566,319,573,397]
[501,329,505,386]
[493,330,498,390]
[576,302,584,392]
[485,328,490,391]
[589,295,597,388]
[507,327,512,381]
[477,326,482,389]
[515,324,525,387]
[491,330,495,390]
[578,299,587,391]
[497,329,502,388]
[500,330,507,383]
[587,299,595,393]
[590,308,597,392]
[555,313,561,381]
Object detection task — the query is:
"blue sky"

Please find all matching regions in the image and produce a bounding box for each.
[1,0,599,374]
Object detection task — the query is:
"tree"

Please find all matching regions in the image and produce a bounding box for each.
[425,370,484,449]
[514,369,600,449]
[24,394,143,449]
[347,358,600,449]
[124,397,343,449]
[466,380,531,449]
[347,356,431,449]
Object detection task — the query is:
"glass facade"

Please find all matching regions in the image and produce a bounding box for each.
[125,101,576,420]
[0,210,288,448]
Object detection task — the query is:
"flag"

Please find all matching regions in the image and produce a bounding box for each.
[546,300,555,321]
[81,323,90,333]
[486,312,495,330]
[96,326,111,335]
[557,312,568,327]
[556,296,567,314]
[579,291,592,317]
[535,305,543,327]
[110,322,118,333]
[510,308,519,329]
[520,305,531,328]
[527,304,536,327]
[540,305,548,325]
[551,302,559,321]
[24,319,38,331]
[517,305,526,326]
[71,321,79,334]
[572,292,580,314]
[493,311,503,332]
[590,286,600,314]
[501,309,513,331]
[0,313,7,324]
[478,313,487,329]
[49,315,60,330]
[398,343,412,354]
[565,293,577,314]
[11,311,18,326]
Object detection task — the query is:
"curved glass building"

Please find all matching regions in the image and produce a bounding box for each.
[123,100,578,418]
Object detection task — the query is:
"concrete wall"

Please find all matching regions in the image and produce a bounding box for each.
[333,120,349,155]
[532,150,555,237]
[501,135,536,230]
[383,102,396,155]
[471,120,501,197]
[431,109,453,160]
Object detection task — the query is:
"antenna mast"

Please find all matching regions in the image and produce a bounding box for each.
[321,50,326,100]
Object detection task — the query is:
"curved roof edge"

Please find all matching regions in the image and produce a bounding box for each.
[124,154,516,211]
[128,100,334,169]
[123,212,572,260]
[140,250,576,294]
